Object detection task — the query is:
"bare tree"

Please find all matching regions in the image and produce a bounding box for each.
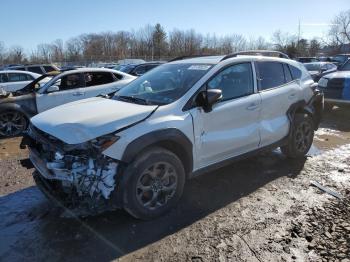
[51,39,64,62]
[7,46,25,64]
[328,10,350,51]
[0,42,6,65]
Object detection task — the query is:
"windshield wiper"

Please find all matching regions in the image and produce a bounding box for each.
[117,95,153,105]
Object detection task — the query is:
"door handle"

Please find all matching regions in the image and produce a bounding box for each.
[288,93,296,99]
[73,92,85,96]
[246,103,259,110]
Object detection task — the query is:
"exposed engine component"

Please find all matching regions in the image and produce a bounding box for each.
[46,151,118,200]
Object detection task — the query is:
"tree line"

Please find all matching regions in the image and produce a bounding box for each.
[0,9,349,66]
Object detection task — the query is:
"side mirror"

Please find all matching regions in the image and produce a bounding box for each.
[47,85,59,93]
[195,89,222,112]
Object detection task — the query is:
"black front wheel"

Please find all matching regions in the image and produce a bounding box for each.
[0,111,28,137]
[122,147,185,220]
[281,114,314,158]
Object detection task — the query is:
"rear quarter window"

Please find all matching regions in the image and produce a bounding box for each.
[288,65,302,80]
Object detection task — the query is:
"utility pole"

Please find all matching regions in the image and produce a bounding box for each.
[297,19,301,55]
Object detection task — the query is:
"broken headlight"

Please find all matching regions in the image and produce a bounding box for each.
[91,134,120,151]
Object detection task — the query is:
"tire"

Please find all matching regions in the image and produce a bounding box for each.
[0,110,28,137]
[281,114,314,158]
[122,147,185,220]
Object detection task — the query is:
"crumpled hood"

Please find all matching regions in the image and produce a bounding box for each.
[31,97,157,144]
[323,71,350,79]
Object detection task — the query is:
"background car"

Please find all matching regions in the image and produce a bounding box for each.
[330,54,350,66]
[318,59,350,110]
[116,62,165,76]
[0,69,136,137]
[7,64,60,74]
[0,70,42,92]
[296,57,319,63]
[304,62,337,81]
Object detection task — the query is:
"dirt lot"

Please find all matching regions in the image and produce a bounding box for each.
[0,109,350,262]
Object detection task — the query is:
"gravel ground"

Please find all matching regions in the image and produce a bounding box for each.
[0,109,349,262]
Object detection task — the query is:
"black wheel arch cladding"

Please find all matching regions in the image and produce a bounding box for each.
[121,128,193,176]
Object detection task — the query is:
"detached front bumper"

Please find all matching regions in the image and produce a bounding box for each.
[308,89,324,130]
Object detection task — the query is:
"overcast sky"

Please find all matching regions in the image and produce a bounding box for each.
[1,0,349,52]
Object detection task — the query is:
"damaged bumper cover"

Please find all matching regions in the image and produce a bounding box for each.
[23,125,122,215]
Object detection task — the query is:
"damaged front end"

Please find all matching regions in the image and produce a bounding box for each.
[23,124,122,216]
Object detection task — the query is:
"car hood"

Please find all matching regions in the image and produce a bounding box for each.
[309,71,319,76]
[31,97,157,144]
[323,71,350,79]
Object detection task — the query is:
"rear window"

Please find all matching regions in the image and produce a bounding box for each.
[43,66,56,73]
[288,65,302,80]
[256,62,285,90]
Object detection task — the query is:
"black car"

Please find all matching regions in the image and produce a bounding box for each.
[8,64,60,74]
[318,59,350,110]
[117,62,164,76]
[296,57,320,63]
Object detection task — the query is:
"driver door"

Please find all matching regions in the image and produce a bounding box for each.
[36,73,85,113]
[189,62,261,169]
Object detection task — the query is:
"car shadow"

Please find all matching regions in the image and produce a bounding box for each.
[0,150,307,261]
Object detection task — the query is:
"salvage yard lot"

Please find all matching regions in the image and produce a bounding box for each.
[0,109,350,262]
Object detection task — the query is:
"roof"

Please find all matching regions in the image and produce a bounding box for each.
[0,70,41,76]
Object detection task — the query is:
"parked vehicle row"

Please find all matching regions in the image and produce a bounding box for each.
[0,69,135,137]
[0,70,44,92]
[304,62,337,81]
[21,52,323,219]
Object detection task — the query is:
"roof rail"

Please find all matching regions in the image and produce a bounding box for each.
[221,50,290,61]
[168,55,215,62]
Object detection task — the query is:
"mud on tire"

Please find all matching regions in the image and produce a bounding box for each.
[281,113,314,158]
[122,147,185,220]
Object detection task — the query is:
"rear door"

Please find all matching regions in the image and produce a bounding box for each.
[36,73,85,112]
[256,61,301,147]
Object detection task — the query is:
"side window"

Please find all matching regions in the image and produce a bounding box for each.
[134,65,147,75]
[25,74,35,81]
[27,66,43,74]
[288,65,302,80]
[256,62,285,90]
[59,73,83,90]
[0,74,8,83]
[283,64,293,83]
[113,73,123,80]
[84,72,114,87]
[8,73,28,82]
[207,63,254,101]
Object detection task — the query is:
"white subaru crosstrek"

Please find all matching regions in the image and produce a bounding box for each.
[23,52,323,219]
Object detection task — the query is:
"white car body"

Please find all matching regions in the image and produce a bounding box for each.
[35,68,136,113]
[28,54,323,217]
[32,56,316,170]
[0,70,42,92]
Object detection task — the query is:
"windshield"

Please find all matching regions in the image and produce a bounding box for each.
[339,60,350,71]
[113,63,213,105]
[304,63,321,71]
